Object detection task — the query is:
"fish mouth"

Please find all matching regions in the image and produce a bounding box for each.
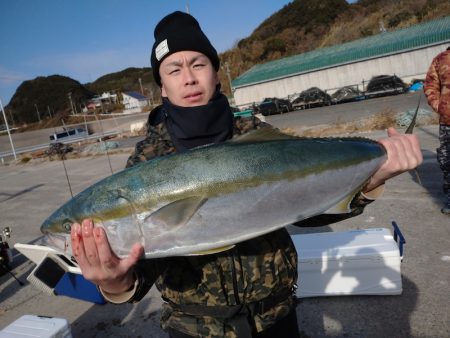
[41,233,72,255]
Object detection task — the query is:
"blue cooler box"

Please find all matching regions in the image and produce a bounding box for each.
[55,272,106,304]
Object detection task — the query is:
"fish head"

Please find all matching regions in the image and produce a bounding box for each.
[40,202,84,255]
[39,184,133,255]
[41,202,78,234]
[41,231,73,256]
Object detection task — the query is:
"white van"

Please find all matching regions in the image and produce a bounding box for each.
[49,127,88,142]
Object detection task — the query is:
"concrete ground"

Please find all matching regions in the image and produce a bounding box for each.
[0,120,449,337]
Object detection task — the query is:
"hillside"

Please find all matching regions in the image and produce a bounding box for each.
[85,67,156,100]
[6,0,450,125]
[7,75,94,125]
[6,68,157,126]
[217,0,450,94]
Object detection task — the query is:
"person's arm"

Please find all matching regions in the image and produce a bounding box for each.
[233,114,271,135]
[424,58,441,113]
[126,124,175,168]
[361,127,421,192]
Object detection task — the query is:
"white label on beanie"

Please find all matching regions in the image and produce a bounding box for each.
[155,39,169,61]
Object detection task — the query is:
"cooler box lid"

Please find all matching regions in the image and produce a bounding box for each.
[0,315,72,338]
[293,228,400,262]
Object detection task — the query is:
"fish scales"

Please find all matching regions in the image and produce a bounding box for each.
[41,131,386,258]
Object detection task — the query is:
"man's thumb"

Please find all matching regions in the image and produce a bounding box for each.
[387,127,399,137]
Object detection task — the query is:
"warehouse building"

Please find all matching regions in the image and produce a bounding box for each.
[231,15,450,108]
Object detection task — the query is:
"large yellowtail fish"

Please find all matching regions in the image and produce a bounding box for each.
[41,129,386,258]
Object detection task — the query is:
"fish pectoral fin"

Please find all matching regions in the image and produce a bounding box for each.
[147,196,207,229]
[185,244,235,256]
[231,128,297,143]
[323,191,358,214]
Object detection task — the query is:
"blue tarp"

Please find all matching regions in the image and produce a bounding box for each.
[408,82,423,92]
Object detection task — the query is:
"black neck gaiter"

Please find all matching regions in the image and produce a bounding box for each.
[162,90,234,152]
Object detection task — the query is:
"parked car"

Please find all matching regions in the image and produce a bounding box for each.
[331,86,365,104]
[49,127,88,142]
[292,87,332,110]
[230,106,241,113]
[365,75,407,98]
[257,97,293,116]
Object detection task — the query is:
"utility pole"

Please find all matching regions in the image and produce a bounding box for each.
[222,62,234,101]
[0,98,17,160]
[68,92,75,115]
[8,109,15,126]
[149,88,154,106]
[47,106,53,119]
[138,77,144,95]
[34,103,41,122]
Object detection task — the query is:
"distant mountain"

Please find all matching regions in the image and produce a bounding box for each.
[7,75,94,124]
[85,67,156,98]
[6,68,157,125]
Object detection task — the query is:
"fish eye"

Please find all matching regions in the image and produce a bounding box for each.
[63,222,72,232]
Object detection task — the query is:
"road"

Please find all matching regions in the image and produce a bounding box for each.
[0,112,149,156]
[1,90,449,337]
[0,131,121,160]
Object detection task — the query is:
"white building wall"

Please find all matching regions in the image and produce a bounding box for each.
[123,94,148,109]
[233,43,448,107]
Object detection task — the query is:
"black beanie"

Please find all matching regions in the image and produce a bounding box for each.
[151,11,220,87]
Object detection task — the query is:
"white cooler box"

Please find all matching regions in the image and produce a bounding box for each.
[0,315,72,338]
[293,223,405,298]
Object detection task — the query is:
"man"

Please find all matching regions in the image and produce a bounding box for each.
[71,11,422,338]
[424,46,450,215]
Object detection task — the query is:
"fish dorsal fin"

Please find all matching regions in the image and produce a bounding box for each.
[146,196,207,229]
[185,244,235,256]
[231,128,298,143]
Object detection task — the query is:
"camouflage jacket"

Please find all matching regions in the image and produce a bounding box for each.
[424,48,450,125]
[123,106,376,337]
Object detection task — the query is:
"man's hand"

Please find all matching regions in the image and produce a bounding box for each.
[363,127,423,193]
[71,219,144,294]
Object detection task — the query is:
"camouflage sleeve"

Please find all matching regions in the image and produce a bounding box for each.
[424,58,441,113]
[232,115,271,136]
[125,124,175,168]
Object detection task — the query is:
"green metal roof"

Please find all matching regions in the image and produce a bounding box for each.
[232,16,450,88]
